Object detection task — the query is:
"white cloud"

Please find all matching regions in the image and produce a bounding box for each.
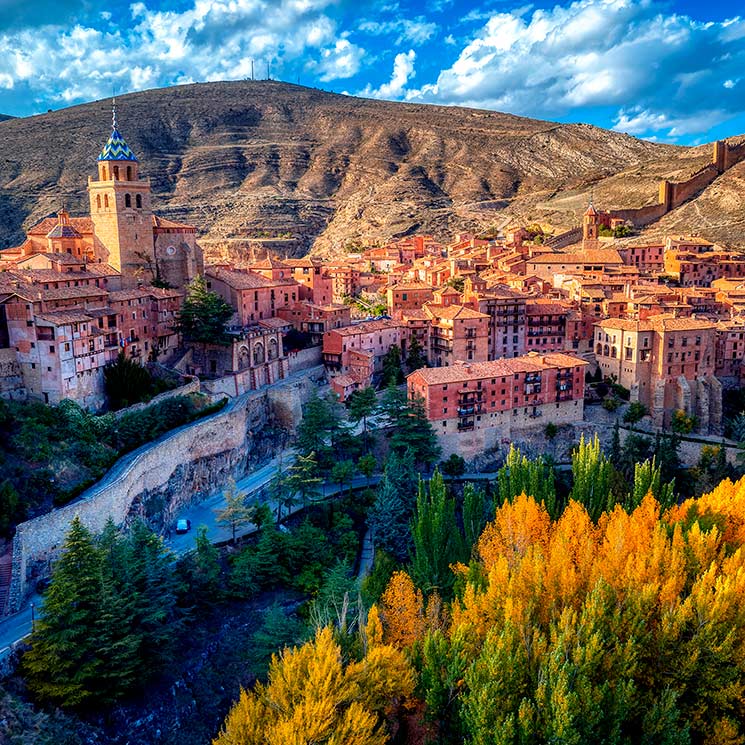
[0,0,364,107]
[358,17,437,46]
[316,38,365,81]
[359,49,415,100]
[404,0,745,140]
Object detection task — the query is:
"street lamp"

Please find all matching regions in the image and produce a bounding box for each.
[30,602,35,633]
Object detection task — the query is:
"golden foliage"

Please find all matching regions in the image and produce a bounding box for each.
[477,493,551,570]
[213,626,414,745]
[379,570,426,648]
[453,476,745,743]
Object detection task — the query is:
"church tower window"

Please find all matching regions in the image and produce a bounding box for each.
[104,194,109,208]
[125,193,131,208]
[96,195,101,209]
[126,166,132,180]
[136,194,142,209]
[113,165,120,180]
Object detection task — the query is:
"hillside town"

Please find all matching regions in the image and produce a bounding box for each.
[1,114,743,455]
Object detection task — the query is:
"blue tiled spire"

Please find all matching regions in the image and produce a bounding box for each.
[98,99,138,162]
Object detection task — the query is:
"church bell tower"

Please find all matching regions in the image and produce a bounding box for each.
[89,102,155,287]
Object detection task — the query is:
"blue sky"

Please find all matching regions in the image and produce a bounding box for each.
[1,0,745,144]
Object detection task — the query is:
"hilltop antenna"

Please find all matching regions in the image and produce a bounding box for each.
[112,97,118,130]
[267,61,270,80]
[251,59,254,81]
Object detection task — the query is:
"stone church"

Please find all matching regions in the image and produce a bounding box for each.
[1,107,203,289]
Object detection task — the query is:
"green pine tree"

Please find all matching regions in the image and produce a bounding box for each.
[380,386,441,466]
[348,386,378,452]
[406,335,427,371]
[23,517,104,707]
[177,275,234,346]
[121,520,179,676]
[286,452,323,508]
[368,474,413,562]
[215,478,253,543]
[381,345,405,387]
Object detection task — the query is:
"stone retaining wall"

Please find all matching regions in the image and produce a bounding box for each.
[0,348,26,401]
[112,376,201,418]
[7,367,324,613]
[288,345,322,373]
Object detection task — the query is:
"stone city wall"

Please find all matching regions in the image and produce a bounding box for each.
[288,345,323,373]
[669,164,719,210]
[609,139,745,229]
[7,367,324,612]
[0,348,26,401]
[112,376,201,418]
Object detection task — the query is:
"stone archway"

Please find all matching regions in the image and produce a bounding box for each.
[238,345,250,370]
[253,342,265,365]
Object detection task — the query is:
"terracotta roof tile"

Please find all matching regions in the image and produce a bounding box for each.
[408,352,588,385]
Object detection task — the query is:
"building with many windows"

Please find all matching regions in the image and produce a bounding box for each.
[407,352,587,456]
[594,315,720,432]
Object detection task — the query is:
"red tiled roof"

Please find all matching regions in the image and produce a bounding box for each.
[424,304,488,321]
[408,352,588,385]
[206,266,296,290]
[152,215,196,231]
[331,319,401,336]
[28,216,94,235]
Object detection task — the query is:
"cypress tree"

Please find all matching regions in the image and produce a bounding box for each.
[410,469,466,598]
[462,482,490,552]
[628,457,675,511]
[497,444,558,517]
[569,434,614,521]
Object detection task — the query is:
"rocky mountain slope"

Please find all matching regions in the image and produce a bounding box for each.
[0,81,739,260]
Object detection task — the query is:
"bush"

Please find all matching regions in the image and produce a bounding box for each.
[623,402,648,424]
[104,353,155,410]
[545,422,558,440]
[672,409,697,434]
[602,397,621,412]
[440,453,466,478]
[610,382,631,401]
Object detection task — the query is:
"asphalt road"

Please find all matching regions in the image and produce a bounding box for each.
[167,451,297,554]
[0,451,297,655]
[0,463,507,656]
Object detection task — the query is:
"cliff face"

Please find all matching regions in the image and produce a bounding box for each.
[0,81,736,259]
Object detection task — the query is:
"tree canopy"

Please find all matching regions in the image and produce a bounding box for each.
[177,275,234,345]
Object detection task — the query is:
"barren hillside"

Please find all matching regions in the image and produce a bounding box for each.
[0,81,739,259]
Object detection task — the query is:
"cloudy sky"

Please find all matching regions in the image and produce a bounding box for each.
[1,0,744,144]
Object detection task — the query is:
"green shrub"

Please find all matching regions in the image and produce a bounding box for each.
[623,402,648,424]
[602,397,621,412]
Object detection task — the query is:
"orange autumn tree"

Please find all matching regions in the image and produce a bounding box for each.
[377,478,745,745]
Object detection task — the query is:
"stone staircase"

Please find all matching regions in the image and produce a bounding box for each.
[0,551,12,616]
